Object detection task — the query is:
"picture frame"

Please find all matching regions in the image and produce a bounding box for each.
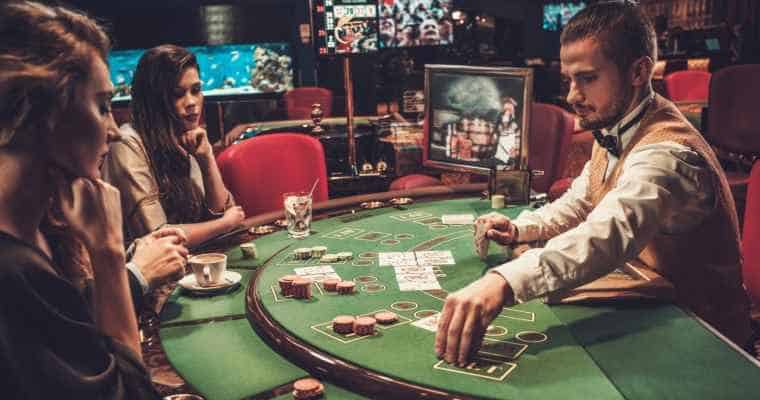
[422,64,533,175]
[492,170,531,205]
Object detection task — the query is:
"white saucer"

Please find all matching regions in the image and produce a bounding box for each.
[178,271,242,293]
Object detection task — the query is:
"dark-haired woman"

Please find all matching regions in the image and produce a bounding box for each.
[0,1,161,397]
[105,45,245,247]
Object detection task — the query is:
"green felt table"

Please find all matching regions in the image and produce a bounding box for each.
[160,196,760,400]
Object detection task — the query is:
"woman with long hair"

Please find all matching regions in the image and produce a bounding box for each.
[105,44,245,247]
[0,1,163,397]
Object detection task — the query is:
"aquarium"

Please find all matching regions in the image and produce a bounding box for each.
[109,43,293,100]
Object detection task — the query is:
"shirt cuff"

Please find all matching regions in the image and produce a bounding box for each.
[511,219,540,242]
[491,250,546,303]
[126,261,150,295]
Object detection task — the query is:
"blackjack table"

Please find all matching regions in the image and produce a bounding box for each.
[158,185,760,400]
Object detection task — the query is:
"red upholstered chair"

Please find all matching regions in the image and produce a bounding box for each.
[389,174,442,191]
[742,161,760,307]
[283,87,333,120]
[705,64,760,226]
[664,70,711,102]
[529,103,575,197]
[216,133,329,216]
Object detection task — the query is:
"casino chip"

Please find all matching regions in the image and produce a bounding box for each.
[336,251,353,261]
[374,311,398,325]
[310,246,327,258]
[294,248,311,260]
[292,377,324,400]
[322,278,341,292]
[353,316,376,336]
[332,315,355,334]
[278,275,299,296]
[336,281,356,295]
[291,277,312,299]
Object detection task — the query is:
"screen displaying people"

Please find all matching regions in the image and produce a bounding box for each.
[426,68,527,171]
[379,0,454,48]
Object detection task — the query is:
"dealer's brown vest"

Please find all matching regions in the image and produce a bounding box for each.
[587,94,751,346]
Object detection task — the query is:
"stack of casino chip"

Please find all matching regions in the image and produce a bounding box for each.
[322,278,342,292]
[294,248,311,260]
[353,316,376,336]
[336,251,353,261]
[292,377,324,400]
[310,246,327,258]
[278,275,299,296]
[320,254,338,263]
[374,311,398,325]
[291,277,312,299]
[336,281,356,295]
[332,315,355,334]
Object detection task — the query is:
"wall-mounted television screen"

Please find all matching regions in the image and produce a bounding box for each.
[313,0,379,56]
[542,2,586,31]
[423,65,533,174]
[378,0,454,48]
[109,43,293,101]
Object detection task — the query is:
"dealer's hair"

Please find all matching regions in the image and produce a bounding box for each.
[560,0,657,74]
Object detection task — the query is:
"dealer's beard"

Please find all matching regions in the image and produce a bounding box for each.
[578,86,635,131]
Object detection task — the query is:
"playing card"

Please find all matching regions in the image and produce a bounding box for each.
[414,251,455,265]
[441,214,475,225]
[412,313,441,332]
[474,220,490,260]
[379,252,417,267]
[394,265,441,291]
[293,266,341,282]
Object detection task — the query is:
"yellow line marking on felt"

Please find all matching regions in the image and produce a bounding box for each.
[433,358,517,381]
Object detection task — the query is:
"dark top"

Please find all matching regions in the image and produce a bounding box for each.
[0,231,159,399]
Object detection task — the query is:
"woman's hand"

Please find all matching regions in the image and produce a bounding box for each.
[222,205,245,230]
[55,177,124,259]
[131,227,189,290]
[178,126,213,158]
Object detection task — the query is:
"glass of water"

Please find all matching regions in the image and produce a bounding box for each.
[283,191,312,238]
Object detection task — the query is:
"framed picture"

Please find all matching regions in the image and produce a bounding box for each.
[493,170,531,204]
[422,64,533,174]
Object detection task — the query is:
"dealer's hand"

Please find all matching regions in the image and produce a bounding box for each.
[476,213,518,245]
[435,273,515,366]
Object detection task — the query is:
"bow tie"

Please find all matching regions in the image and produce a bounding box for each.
[593,130,620,158]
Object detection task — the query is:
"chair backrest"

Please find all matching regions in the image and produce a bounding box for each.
[216,133,329,216]
[742,161,760,305]
[705,64,760,155]
[283,87,333,120]
[664,70,711,102]
[528,102,576,193]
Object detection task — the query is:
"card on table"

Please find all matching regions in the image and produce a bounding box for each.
[412,313,441,332]
[414,250,455,265]
[441,214,475,225]
[394,265,442,291]
[293,265,341,282]
[379,252,417,267]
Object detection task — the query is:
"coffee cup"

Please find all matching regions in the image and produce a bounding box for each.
[188,253,227,287]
